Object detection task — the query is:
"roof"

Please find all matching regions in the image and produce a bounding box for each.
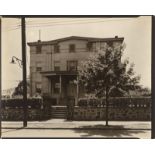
[27,36,124,46]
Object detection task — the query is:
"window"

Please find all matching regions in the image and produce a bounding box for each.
[67,61,78,71]
[87,42,93,51]
[36,82,41,93]
[36,61,42,71]
[54,61,60,71]
[53,78,60,94]
[54,44,60,53]
[36,67,42,71]
[36,44,42,54]
[107,41,113,47]
[54,83,60,94]
[69,44,75,52]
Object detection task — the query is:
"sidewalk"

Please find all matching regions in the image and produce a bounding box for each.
[1,120,151,138]
[2,119,151,129]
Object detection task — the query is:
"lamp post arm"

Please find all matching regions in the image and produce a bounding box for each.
[12,56,23,63]
[12,56,23,68]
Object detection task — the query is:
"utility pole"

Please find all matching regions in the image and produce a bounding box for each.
[21,17,27,127]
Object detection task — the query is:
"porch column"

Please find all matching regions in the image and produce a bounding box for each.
[59,75,62,104]
[76,75,79,106]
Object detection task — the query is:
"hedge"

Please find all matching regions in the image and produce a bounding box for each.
[1,98,43,109]
[78,97,151,108]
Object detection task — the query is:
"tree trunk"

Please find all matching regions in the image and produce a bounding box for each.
[105,87,109,126]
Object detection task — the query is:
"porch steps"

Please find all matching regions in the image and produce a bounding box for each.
[51,106,67,119]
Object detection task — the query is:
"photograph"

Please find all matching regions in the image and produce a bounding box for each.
[0,16,152,138]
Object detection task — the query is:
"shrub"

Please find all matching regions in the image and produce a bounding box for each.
[78,97,151,108]
[78,98,101,107]
[42,96,57,107]
[1,98,42,109]
[78,99,87,107]
[88,99,101,107]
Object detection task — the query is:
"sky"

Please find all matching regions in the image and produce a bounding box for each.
[2,16,152,90]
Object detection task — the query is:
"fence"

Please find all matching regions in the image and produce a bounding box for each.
[1,97,151,121]
[74,97,151,121]
[1,98,49,121]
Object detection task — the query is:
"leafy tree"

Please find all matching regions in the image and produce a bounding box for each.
[78,43,141,126]
[136,87,151,96]
[12,80,30,97]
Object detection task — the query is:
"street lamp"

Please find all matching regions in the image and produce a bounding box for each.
[10,56,23,68]
[10,55,28,127]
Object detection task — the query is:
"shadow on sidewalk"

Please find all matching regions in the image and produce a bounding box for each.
[73,124,146,138]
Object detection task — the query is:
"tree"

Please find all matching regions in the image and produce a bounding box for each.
[12,80,30,97]
[78,43,141,126]
[136,87,151,96]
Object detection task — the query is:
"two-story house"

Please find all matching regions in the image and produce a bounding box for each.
[28,36,124,105]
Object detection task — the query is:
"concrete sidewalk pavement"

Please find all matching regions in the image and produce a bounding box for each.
[1,120,151,138]
[2,119,151,129]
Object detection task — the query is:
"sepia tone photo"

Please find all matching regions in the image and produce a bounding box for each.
[0,16,152,138]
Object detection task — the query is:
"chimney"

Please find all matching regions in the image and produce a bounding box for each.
[115,36,118,38]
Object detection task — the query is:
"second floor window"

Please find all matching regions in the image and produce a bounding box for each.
[67,61,77,71]
[69,44,75,52]
[36,67,42,71]
[54,61,60,71]
[36,61,42,71]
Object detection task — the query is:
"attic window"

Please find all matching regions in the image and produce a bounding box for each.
[54,44,60,53]
[69,44,75,53]
[107,41,113,47]
[36,44,42,54]
[87,42,93,51]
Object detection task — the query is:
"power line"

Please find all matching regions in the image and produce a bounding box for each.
[4,18,128,29]
[25,18,118,25]
[25,18,136,29]
[3,18,136,32]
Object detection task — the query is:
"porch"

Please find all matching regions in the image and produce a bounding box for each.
[41,71,84,105]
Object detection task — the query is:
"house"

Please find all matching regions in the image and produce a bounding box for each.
[27,36,124,105]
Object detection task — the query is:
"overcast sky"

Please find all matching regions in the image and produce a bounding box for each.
[2,16,151,90]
